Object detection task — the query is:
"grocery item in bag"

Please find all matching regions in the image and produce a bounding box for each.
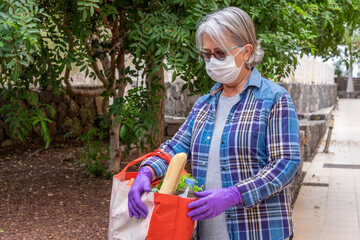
[159,152,187,195]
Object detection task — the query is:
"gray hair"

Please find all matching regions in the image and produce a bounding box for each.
[196,7,264,69]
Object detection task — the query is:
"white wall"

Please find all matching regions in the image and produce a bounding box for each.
[281,55,335,84]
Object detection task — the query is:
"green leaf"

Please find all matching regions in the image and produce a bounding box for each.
[6,60,16,69]
[32,119,40,125]
[80,65,87,72]
[150,65,161,75]
[83,10,88,21]
[120,124,126,139]
[25,40,31,52]
[41,121,47,133]
[155,48,162,56]
[18,60,29,66]
[45,138,50,149]
[0,12,9,19]
[28,29,40,34]
[138,10,144,19]
[4,53,15,58]
[17,132,25,142]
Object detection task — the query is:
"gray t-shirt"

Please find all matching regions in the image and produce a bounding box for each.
[199,94,240,240]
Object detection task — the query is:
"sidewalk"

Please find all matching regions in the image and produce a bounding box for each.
[293,99,360,240]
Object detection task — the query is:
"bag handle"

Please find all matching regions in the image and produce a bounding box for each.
[117,150,172,179]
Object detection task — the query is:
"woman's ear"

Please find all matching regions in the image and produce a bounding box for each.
[243,44,253,62]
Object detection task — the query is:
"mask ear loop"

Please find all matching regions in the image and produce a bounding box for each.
[233,46,245,57]
[233,47,245,69]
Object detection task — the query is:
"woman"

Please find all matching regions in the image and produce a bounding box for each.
[128,6,300,240]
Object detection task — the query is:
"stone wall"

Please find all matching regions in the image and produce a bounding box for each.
[165,81,199,117]
[337,77,360,91]
[165,81,337,118]
[289,130,305,205]
[0,88,103,144]
[278,83,337,114]
[337,77,360,99]
[338,91,360,99]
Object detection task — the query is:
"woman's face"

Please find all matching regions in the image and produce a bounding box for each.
[202,33,244,68]
[202,33,253,68]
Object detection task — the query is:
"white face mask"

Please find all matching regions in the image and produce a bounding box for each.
[205,48,244,84]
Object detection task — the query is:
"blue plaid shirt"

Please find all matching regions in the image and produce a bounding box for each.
[142,68,300,240]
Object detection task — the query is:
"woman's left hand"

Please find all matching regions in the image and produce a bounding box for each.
[187,186,242,221]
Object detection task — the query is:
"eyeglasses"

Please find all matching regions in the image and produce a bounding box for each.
[199,46,241,62]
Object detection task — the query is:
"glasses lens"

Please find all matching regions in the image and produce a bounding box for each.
[213,50,227,61]
[200,51,211,62]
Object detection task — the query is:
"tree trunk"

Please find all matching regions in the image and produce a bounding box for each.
[108,51,126,173]
[154,66,165,148]
[145,57,166,150]
[346,63,354,92]
[108,114,121,172]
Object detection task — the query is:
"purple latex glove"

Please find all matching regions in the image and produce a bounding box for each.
[187,186,242,221]
[128,167,153,219]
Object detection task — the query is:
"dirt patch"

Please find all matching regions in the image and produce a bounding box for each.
[0,142,112,239]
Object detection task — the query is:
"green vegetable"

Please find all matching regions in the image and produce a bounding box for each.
[155,173,202,194]
[176,174,202,192]
[151,188,159,193]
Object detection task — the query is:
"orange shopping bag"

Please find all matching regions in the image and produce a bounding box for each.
[108,150,196,240]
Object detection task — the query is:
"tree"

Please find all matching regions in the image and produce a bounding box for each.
[223,0,360,82]
[0,0,221,173]
[310,0,360,60]
[342,28,360,92]
[0,0,54,147]
[1,0,360,174]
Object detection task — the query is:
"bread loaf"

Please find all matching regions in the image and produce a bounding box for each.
[159,152,187,195]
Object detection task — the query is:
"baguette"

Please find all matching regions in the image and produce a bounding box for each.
[159,152,187,195]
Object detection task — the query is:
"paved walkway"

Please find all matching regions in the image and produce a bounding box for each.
[293,99,360,240]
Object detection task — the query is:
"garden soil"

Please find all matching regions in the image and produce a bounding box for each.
[0,141,114,240]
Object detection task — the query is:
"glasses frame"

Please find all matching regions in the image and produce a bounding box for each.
[199,45,241,62]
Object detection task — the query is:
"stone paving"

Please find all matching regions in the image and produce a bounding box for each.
[293,99,360,240]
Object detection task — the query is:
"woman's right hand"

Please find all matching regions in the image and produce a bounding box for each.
[128,166,154,219]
